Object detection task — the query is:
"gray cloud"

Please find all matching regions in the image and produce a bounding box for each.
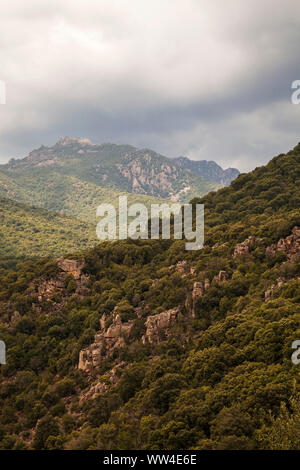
[0,0,300,171]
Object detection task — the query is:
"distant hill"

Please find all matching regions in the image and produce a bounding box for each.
[0,138,237,221]
[174,156,239,185]
[0,168,168,225]
[0,197,97,259]
[0,138,239,258]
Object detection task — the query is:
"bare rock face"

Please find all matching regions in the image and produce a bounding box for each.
[233,242,249,258]
[192,281,204,300]
[57,258,85,280]
[186,279,211,317]
[79,362,126,401]
[214,270,229,284]
[191,282,204,317]
[233,236,263,258]
[175,261,196,277]
[100,314,107,330]
[142,307,180,344]
[31,258,89,307]
[266,227,300,260]
[79,313,133,372]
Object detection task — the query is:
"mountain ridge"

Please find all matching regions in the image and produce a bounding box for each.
[5,136,239,186]
[174,156,239,185]
[1,138,238,205]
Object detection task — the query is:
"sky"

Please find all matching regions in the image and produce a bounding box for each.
[0,0,300,171]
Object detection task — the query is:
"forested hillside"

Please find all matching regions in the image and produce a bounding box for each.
[0,197,97,260]
[0,168,168,225]
[0,145,299,450]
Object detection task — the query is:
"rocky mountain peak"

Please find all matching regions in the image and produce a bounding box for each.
[57,136,93,147]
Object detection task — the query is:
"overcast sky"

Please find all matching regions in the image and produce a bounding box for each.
[0,0,300,171]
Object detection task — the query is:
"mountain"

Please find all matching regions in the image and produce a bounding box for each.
[0,144,299,450]
[174,156,240,185]
[0,138,234,222]
[0,137,233,258]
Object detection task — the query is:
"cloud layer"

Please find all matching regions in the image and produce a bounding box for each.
[0,0,300,170]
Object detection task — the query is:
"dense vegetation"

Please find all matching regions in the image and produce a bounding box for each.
[0,197,97,259]
[0,145,299,450]
[0,168,168,225]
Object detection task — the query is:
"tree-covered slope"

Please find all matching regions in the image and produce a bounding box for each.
[0,144,299,450]
[0,169,168,225]
[0,197,97,259]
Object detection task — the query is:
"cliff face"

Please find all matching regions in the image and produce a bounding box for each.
[116,151,183,199]
[142,307,180,344]
[79,313,133,372]
[78,306,181,373]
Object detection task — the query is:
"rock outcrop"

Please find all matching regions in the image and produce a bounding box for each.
[79,362,126,401]
[79,313,133,372]
[57,258,85,280]
[188,279,210,317]
[266,227,300,260]
[187,272,228,317]
[233,236,263,258]
[175,261,196,277]
[32,258,89,306]
[142,307,180,344]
